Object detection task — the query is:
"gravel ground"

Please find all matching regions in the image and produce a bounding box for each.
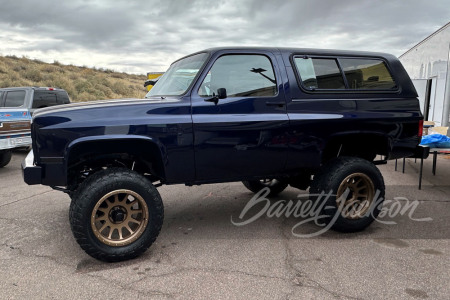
[1,151,449,299]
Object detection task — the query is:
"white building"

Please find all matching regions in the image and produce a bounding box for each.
[399,22,450,126]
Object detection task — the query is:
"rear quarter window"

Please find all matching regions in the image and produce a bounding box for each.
[339,58,396,90]
[293,56,397,92]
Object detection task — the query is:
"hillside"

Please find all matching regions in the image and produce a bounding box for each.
[0,55,148,101]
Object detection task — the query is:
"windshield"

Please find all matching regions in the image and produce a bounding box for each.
[145,53,208,97]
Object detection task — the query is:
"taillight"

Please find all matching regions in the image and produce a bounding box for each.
[418,119,424,137]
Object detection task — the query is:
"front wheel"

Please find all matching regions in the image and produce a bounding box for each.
[242,179,288,197]
[69,168,164,262]
[309,157,385,233]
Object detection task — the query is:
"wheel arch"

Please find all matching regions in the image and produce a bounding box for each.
[65,135,167,185]
[322,132,392,162]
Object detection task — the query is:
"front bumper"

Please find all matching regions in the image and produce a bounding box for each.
[21,151,42,185]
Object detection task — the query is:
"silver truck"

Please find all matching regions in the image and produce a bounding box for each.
[0,87,70,115]
[0,108,32,167]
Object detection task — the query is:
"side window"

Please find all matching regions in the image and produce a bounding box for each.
[294,56,397,91]
[199,54,277,97]
[294,58,345,90]
[339,58,397,90]
[56,91,70,104]
[5,90,26,107]
[33,91,57,108]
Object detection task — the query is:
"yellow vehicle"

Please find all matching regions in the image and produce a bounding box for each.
[144,72,164,91]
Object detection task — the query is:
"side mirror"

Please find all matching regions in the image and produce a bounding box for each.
[217,88,227,99]
[204,88,227,105]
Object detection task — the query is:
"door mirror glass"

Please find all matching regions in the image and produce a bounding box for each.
[217,88,227,99]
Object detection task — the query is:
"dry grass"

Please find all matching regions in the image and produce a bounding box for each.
[0,55,148,101]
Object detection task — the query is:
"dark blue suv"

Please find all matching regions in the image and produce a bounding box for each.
[22,47,425,261]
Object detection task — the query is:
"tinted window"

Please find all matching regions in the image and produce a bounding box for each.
[294,58,345,90]
[5,90,26,107]
[56,91,70,104]
[146,53,208,97]
[33,91,57,108]
[199,55,277,97]
[339,58,396,90]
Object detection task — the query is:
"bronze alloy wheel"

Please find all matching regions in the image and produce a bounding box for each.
[260,179,277,186]
[336,173,375,220]
[91,189,149,247]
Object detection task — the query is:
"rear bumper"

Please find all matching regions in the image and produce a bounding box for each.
[411,145,430,159]
[21,151,42,185]
[0,133,31,150]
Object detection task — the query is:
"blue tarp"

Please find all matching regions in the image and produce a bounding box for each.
[420,134,450,148]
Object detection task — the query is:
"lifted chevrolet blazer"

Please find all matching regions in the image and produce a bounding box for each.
[22,47,426,261]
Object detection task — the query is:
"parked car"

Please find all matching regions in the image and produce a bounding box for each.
[0,87,70,115]
[0,108,31,167]
[22,47,427,261]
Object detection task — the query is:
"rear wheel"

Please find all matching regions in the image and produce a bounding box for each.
[69,168,163,262]
[0,150,12,168]
[309,157,384,232]
[242,179,288,197]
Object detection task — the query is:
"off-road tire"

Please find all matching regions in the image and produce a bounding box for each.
[242,179,288,197]
[309,156,385,232]
[69,168,164,262]
[0,150,12,168]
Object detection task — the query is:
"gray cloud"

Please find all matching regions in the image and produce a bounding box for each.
[0,0,448,73]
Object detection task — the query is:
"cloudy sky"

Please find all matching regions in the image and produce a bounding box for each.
[0,0,449,74]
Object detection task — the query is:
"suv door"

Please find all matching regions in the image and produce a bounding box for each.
[191,51,289,181]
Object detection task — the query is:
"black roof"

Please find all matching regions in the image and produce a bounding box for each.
[177,46,415,98]
[197,46,396,60]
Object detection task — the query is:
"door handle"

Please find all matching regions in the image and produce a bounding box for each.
[265,100,285,107]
